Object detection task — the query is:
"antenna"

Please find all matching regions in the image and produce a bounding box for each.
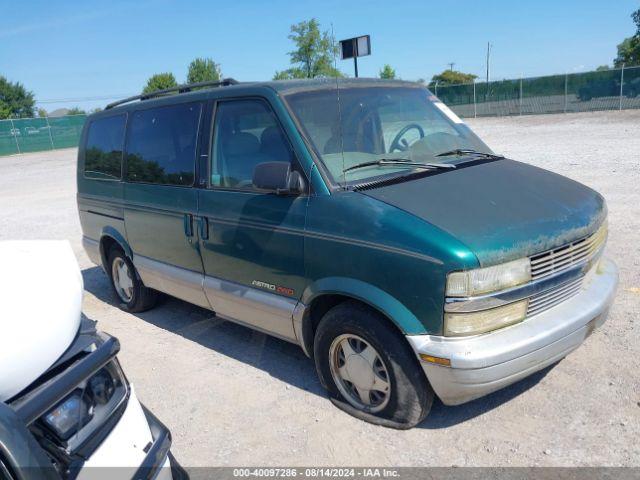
[331,23,338,73]
[330,22,347,188]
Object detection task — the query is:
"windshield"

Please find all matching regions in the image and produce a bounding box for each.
[284,84,493,186]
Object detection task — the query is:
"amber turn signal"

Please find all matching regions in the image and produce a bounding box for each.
[419,354,451,367]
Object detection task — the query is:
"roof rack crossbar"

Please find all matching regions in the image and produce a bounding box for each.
[105,78,239,110]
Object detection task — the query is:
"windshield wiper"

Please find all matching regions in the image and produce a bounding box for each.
[435,149,504,159]
[343,158,456,173]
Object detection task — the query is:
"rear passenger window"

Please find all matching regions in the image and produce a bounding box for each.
[125,103,201,186]
[211,99,295,189]
[84,115,126,180]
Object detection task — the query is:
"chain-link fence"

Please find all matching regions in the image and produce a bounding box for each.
[0,114,86,156]
[434,65,640,118]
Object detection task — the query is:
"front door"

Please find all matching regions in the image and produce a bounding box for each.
[197,98,307,340]
[123,102,209,308]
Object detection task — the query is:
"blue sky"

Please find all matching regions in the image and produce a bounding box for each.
[1,0,638,112]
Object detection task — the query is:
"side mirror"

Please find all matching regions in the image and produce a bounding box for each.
[252,162,305,195]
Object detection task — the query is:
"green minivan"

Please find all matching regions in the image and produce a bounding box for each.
[78,78,618,428]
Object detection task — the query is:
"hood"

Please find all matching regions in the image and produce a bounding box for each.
[362,159,606,266]
[0,241,83,402]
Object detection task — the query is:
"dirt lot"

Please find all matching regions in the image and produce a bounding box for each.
[0,110,638,467]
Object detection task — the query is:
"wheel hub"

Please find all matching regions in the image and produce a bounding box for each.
[112,257,133,302]
[344,354,375,390]
[329,334,391,413]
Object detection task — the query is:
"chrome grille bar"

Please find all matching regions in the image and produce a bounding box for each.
[527,276,583,316]
[530,223,607,281]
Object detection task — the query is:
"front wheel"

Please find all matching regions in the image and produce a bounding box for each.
[107,248,157,312]
[314,301,433,429]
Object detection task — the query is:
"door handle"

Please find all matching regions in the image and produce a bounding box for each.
[184,213,194,237]
[199,216,209,240]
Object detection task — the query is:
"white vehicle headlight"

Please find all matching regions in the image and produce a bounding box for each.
[444,299,528,336]
[446,258,531,297]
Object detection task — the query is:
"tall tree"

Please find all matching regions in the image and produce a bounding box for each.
[187,58,222,84]
[429,70,477,86]
[37,108,48,118]
[273,18,343,80]
[379,65,396,79]
[614,8,640,67]
[142,73,178,94]
[0,76,35,119]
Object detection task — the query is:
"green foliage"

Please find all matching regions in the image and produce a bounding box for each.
[67,106,86,115]
[615,36,640,67]
[614,8,640,67]
[273,68,308,80]
[142,73,178,94]
[595,65,610,71]
[37,108,48,118]
[273,18,343,80]
[0,76,35,119]
[90,107,103,114]
[429,70,477,86]
[379,65,396,79]
[187,58,222,84]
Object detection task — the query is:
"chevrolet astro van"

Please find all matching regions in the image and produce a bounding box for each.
[78,78,618,429]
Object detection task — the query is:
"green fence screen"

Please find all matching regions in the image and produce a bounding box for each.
[0,114,86,156]
[435,65,640,118]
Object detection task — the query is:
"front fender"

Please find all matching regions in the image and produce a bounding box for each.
[301,276,426,335]
[99,226,132,265]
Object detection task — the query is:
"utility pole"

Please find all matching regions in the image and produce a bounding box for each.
[448,62,455,71]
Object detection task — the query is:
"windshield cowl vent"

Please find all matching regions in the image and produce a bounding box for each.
[353,170,435,192]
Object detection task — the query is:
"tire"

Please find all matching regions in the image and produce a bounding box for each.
[107,247,157,312]
[314,301,433,429]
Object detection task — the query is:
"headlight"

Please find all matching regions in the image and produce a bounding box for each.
[444,299,528,336]
[89,369,116,404]
[446,258,531,297]
[40,362,126,446]
[44,391,94,440]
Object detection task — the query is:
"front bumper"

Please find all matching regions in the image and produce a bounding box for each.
[407,257,619,406]
[79,388,179,480]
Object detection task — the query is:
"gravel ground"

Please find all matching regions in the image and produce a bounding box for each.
[0,110,638,467]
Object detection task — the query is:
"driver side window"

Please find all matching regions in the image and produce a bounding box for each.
[210,99,295,189]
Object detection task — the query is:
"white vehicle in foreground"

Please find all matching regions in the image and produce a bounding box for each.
[0,241,186,480]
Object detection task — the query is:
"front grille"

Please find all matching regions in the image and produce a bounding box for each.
[529,223,607,281]
[527,276,583,316]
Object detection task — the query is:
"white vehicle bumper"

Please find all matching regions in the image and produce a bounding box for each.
[78,387,177,480]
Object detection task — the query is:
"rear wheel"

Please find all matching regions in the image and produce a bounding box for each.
[107,248,157,312]
[314,301,433,429]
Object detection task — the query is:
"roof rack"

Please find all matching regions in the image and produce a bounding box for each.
[105,78,239,110]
